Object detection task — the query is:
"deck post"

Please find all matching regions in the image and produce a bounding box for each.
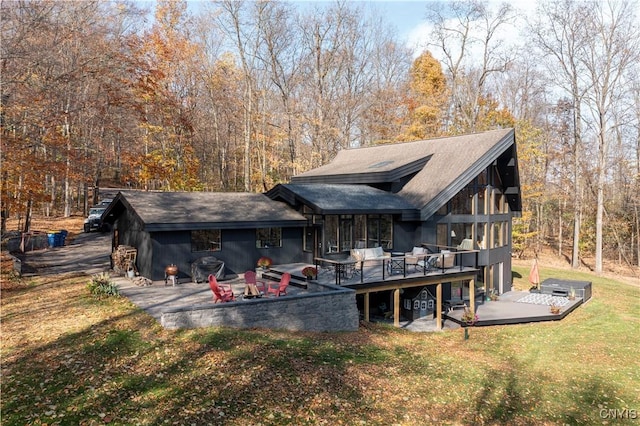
[393,288,400,327]
[469,278,475,314]
[436,283,442,329]
[364,292,370,322]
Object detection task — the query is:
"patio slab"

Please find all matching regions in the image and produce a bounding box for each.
[114,275,307,321]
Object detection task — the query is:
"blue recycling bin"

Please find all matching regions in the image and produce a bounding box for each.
[47,231,59,248]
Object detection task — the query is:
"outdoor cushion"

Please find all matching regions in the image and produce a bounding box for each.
[435,250,455,269]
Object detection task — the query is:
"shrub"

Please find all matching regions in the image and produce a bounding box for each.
[87,272,120,298]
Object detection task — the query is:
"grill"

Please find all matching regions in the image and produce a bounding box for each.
[540,278,592,302]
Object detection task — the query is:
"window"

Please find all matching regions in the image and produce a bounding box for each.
[354,215,366,248]
[493,190,505,214]
[324,216,338,253]
[367,214,393,248]
[477,223,487,249]
[452,223,474,248]
[339,215,353,251]
[451,187,473,214]
[256,228,282,248]
[492,222,506,248]
[437,223,448,247]
[191,229,221,252]
[324,214,393,253]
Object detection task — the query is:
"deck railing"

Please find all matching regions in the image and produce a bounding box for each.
[314,245,479,286]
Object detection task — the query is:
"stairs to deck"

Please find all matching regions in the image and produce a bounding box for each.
[261,269,308,289]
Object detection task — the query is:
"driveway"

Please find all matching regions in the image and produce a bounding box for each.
[20,231,112,276]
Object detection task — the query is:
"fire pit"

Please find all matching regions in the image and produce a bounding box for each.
[165,264,178,286]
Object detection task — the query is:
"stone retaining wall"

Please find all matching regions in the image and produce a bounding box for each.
[160,283,359,332]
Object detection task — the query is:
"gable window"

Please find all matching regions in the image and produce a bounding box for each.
[191,229,221,252]
[451,186,473,214]
[256,228,282,248]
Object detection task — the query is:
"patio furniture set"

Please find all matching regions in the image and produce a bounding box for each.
[208,272,291,303]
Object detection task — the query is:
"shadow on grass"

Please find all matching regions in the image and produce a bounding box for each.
[471,359,627,425]
[2,294,392,425]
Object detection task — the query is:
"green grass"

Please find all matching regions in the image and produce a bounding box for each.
[2,266,639,425]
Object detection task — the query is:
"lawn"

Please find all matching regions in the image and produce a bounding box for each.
[1,263,638,425]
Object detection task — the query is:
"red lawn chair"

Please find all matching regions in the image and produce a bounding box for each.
[266,272,290,297]
[208,274,235,303]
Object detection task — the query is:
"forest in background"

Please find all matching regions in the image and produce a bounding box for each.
[2,0,639,273]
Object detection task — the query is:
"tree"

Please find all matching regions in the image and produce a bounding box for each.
[528,0,591,269]
[579,0,639,273]
[404,51,448,139]
[426,0,515,133]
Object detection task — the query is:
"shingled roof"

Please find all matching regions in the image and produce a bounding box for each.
[293,128,519,219]
[266,183,420,219]
[103,191,307,231]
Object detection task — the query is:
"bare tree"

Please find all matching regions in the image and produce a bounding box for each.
[426,0,515,133]
[528,0,591,268]
[579,0,639,273]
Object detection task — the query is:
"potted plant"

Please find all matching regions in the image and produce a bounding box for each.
[460,307,478,340]
[550,303,561,314]
[301,266,317,281]
[568,287,576,300]
[489,289,499,301]
[257,256,272,270]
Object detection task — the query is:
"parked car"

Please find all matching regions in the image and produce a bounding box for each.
[97,198,113,206]
[84,206,107,233]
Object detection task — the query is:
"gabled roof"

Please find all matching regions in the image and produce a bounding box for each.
[103,190,307,231]
[266,183,420,220]
[292,128,520,219]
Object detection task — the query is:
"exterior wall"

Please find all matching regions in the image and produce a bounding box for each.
[160,283,359,331]
[147,227,306,281]
[392,221,421,252]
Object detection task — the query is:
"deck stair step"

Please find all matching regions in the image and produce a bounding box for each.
[261,271,308,289]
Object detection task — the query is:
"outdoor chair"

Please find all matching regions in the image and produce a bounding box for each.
[208,274,235,303]
[244,270,266,296]
[266,272,290,297]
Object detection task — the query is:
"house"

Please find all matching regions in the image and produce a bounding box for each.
[102,191,307,281]
[104,128,521,327]
[267,127,521,298]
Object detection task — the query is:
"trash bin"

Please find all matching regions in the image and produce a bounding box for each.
[59,230,68,246]
[47,230,59,248]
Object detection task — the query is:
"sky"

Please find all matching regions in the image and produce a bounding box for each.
[290,0,539,58]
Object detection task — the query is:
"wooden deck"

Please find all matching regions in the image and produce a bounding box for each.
[444,290,584,326]
[268,261,480,290]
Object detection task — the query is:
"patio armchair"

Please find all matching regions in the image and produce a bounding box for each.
[267,272,291,297]
[208,274,236,303]
[434,250,455,269]
[405,246,428,270]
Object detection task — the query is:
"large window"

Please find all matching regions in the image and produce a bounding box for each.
[339,215,353,251]
[324,214,393,253]
[256,228,282,248]
[367,215,392,249]
[451,187,473,214]
[191,229,221,252]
